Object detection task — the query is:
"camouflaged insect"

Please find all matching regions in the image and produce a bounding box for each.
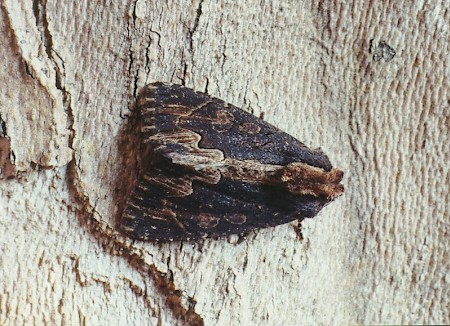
[120,83,344,241]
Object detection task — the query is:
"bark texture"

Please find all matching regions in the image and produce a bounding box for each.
[1,1,449,325]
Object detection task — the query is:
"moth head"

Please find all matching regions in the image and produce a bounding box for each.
[278,162,344,200]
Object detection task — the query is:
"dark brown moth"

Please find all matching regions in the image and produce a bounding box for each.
[120,83,344,241]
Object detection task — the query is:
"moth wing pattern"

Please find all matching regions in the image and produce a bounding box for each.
[120,82,344,241]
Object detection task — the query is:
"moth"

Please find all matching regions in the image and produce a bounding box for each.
[120,83,344,241]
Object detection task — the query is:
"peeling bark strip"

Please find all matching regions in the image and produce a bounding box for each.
[0,137,16,180]
[120,83,344,241]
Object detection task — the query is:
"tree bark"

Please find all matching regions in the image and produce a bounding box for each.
[1,1,448,325]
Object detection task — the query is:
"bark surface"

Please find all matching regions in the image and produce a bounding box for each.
[1,1,448,325]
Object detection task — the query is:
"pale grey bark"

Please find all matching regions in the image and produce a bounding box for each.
[1,1,448,325]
